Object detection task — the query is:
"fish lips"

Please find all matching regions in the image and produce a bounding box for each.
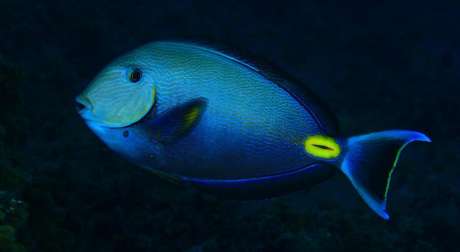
[75,95,99,124]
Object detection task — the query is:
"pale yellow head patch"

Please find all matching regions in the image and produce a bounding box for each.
[78,64,156,128]
[304,135,341,159]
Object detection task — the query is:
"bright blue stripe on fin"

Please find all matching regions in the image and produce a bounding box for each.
[182,163,322,186]
[341,130,431,220]
[181,163,336,199]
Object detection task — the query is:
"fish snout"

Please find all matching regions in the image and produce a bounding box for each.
[75,95,93,114]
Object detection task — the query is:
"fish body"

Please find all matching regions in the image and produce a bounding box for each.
[77,42,430,219]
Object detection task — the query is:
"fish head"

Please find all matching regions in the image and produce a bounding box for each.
[75,42,206,170]
[76,48,157,128]
[75,45,169,167]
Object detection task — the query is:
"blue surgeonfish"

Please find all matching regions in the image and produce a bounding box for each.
[76,42,430,220]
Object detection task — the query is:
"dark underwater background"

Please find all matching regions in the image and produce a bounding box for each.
[0,0,459,251]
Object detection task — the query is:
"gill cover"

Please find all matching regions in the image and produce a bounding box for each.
[79,65,156,128]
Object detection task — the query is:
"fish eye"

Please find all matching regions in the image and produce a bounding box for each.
[129,68,142,83]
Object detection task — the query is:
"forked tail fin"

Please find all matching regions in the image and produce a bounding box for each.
[339,130,431,220]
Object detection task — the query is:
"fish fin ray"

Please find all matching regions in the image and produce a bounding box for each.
[148,168,183,185]
[340,130,431,220]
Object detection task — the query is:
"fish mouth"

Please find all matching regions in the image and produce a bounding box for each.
[75,95,96,123]
[75,95,93,112]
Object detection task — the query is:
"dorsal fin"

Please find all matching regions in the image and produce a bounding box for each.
[161,41,340,136]
[180,42,261,73]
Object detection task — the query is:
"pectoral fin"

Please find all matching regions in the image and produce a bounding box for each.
[150,98,207,144]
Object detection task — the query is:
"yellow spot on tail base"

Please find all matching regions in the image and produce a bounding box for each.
[304,135,341,159]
